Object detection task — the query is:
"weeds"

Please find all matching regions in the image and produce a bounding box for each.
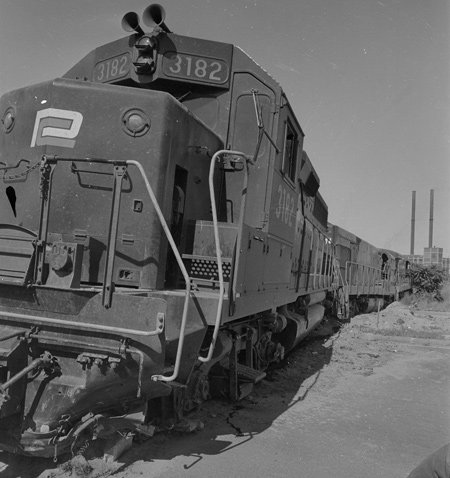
[401,282,450,312]
[402,265,449,311]
[407,265,445,296]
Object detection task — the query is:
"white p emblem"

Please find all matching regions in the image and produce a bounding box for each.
[30,108,83,148]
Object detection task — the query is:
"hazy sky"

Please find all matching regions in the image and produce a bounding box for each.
[0,0,448,255]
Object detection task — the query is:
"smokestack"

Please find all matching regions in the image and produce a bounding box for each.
[410,190,416,255]
[429,189,434,248]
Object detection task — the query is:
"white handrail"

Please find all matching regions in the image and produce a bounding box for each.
[198,150,250,363]
[0,309,164,336]
[126,160,191,383]
[27,156,190,382]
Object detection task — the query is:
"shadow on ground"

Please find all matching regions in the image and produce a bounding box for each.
[115,315,343,474]
[0,316,342,477]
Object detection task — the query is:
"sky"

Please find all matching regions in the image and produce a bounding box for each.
[0,0,448,256]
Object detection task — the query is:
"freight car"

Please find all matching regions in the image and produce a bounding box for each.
[0,5,409,457]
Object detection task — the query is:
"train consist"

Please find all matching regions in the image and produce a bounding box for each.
[0,5,411,457]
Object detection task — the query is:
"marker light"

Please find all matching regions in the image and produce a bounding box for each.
[2,108,15,133]
[122,109,151,137]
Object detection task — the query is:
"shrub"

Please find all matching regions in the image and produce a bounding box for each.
[407,265,445,299]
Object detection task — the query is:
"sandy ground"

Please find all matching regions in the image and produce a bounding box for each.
[1,299,449,478]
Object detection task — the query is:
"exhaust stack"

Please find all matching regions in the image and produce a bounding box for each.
[410,190,416,255]
[429,189,434,248]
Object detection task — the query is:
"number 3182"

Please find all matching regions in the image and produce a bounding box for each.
[163,53,228,84]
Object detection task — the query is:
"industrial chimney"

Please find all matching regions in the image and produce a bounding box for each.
[410,190,416,255]
[429,189,434,248]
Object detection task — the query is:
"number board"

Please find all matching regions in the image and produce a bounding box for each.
[162,52,229,86]
[93,53,132,83]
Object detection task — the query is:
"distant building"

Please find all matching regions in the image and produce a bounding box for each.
[408,254,424,266]
[423,247,444,268]
[406,247,449,276]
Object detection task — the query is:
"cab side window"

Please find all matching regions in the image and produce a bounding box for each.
[282,120,298,182]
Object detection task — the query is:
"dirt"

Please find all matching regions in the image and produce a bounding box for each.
[1,299,449,478]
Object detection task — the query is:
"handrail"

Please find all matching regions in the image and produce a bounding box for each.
[32,156,190,382]
[198,150,251,363]
[229,152,250,316]
[319,236,325,289]
[334,258,349,318]
[0,309,165,337]
[126,160,191,383]
[326,241,334,288]
[344,261,390,296]
[34,158,55,285]
[103,165,126,308]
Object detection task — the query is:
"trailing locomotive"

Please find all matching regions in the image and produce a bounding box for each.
[0,5,410,457]
[329,224,411,317]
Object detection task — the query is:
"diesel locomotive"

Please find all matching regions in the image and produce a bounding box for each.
[0,5,410,457]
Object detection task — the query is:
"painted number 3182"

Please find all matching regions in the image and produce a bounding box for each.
[275,185,295,227]
[163,53,228,84]
[93,54,131,82]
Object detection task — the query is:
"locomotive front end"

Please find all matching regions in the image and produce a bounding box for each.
[0,76,222,455]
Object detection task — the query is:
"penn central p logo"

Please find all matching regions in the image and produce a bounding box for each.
[30,108,83,148]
